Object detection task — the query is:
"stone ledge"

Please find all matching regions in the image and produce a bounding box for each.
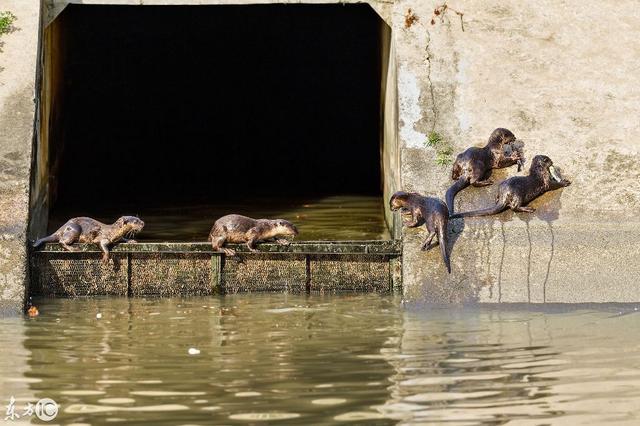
[402,218,640,303]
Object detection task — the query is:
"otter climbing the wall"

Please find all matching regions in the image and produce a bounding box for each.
[446,128,524,215]
[390,191,451,274]
[450,155,571,218]
[209,214,299,256]
[32,216,145,262]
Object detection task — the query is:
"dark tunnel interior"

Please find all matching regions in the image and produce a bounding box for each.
[46,4,389,240]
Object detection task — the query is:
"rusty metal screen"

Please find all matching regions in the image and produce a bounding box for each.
[31,241,401,297]
[309,255,390,292]
[222,254,307,293]
[32,253,129,297]
[130,254,212,296]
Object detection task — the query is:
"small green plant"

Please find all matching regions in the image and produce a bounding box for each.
[426,131,442,147]
[436,146,453,166]
[425,131,454,166]
[0,11,16,36]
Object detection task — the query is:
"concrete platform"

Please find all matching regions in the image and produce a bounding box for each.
[402,216,640,303]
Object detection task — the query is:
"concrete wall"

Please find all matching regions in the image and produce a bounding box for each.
[379,19,400,238]
[1,0,639,308]
[0,0,40,314]
[392,1,640,302]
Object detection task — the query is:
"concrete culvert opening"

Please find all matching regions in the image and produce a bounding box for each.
[32,3,398,243]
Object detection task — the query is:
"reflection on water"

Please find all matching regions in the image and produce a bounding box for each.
[380,305,640,425]
[1,295,639,425]
[49,195,390,241]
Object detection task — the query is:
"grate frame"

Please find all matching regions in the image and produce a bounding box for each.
[31,241,402,297]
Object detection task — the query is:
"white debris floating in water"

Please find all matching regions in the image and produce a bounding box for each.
[96,313,102,319]
[188,348,200,355]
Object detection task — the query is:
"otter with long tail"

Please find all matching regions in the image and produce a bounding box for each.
[390,191,451,273]
[450,155,570,219]
[446,128,524,215]
[32,216,145,262]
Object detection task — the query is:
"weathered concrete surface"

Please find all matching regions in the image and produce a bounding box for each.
[0,0,39,313]
[5,0,638,303]
[393,0,640,302]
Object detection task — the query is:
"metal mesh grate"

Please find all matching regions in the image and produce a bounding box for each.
[222,254,307,293]
[32,253,128,297]
[309,255,391,292]
[31,243,400,296]
[130,253,212,296]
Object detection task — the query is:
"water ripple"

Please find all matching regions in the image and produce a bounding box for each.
[2,296,639,425]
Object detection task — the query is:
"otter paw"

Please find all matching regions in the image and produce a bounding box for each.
[276,239,291,246]
[222,248,236,256]
[514,206,536,213]
[421,242,437,251]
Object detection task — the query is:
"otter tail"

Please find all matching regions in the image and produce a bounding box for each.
[32,234,57,248]
[449,200,508,219]
[445,178,470,216]
[437,221,451,274]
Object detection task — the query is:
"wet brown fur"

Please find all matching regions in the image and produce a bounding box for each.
[32,216,145,262]
[209,214,299,256]
[446,128,523,215]
[390,191,451,273]
[450,155,571,218]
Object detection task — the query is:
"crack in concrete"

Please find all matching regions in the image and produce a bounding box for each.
[543,222,555,303]
[498,222,505,303]
[424,27,438,132]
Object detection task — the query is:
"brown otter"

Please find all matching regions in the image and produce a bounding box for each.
[209,214,299,256]
[450,155,570,218]
[446,128,524,215]
[390,191,451,273]
[32,216,145,262]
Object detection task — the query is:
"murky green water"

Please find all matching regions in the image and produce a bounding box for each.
[50,195,390,242]
[2,295,639,425]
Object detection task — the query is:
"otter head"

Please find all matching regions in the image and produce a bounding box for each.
[389,191,411,211]
[115,216,145,236]
[487,128,523,153]
[274,220,299,238]
[529,155,563,183]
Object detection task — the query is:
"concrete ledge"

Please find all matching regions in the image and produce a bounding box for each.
[402,217,640,303]
[34,240,402,255]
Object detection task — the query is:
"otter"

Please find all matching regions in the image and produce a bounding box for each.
[390,191,451,273]
[32,216,145,262]
[209,214,299,256]
[446,128,524,215]
[450,155,570,218]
